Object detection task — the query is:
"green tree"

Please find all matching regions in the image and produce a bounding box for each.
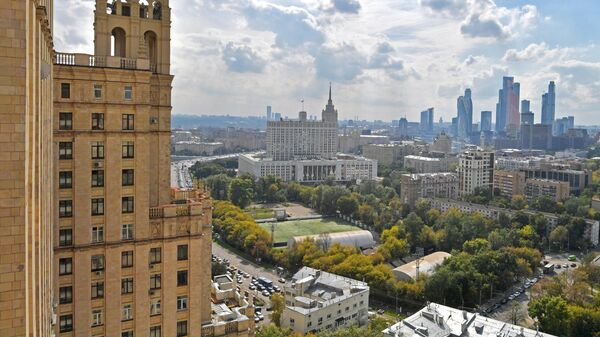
[228,177,254,208]
[337,194,359,216]
[205,174,231,200]
[528,295,569,336]
[549,225,569,251]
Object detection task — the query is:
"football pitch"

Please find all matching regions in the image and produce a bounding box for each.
[260,218,358,243]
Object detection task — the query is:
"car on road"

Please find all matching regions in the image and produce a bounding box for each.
[562,264,569,269]
[568,255,577,262]
[254,317,260,323]
[571,263,577,268]
[258,314,265,321]
[278,278,286,283]
[262,290,270,297]
[556,264,561,269]
[249,285,256,290]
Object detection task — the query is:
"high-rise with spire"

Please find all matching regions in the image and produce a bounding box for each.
[322,82,338,123]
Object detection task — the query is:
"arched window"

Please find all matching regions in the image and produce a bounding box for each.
[152,1,162,20]
[139,0,149,18]
[111,27,126,57]
[144,31,158,71]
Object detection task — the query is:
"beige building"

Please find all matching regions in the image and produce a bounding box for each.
[403,155,456,173]
[362,141,428,166]
[281,267,369,334]
[457,147,494,196]
[493,170,526,197]
[400,173,458,206]
[524,179,570,201]
[52,2,216,337]
[430,132,452,154]
[0,1,55,336]
[207,275,255,337]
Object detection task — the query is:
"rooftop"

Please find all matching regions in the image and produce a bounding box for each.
[392,252,451,281]
[383,302,556,337]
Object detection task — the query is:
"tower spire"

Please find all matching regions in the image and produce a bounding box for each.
[328,82,332,104]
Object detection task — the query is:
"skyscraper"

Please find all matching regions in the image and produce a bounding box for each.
[0,1,55,336]
[480,111,492,132]
[457,89,473,139]
[495,76,520,132]
[53,2,215,336]
[541,81,556,125]
[521,100,534,125]
[267,105,272,120]
[420,108,434,132]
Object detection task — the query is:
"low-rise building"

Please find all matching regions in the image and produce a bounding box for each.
[362,141,428,166]
[238,153,377,182]
[392,252,451,281]
[403,155,456,173]
[400,173,458,206]
[493,170,526,196]
[173,140,225,155]
[524,179,570,201]
[281,267,369,334]
[205,275,255,337]
[288,230,375,250]
[383,302,556,337]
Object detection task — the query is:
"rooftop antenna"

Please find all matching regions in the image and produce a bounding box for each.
[300,98,305,111]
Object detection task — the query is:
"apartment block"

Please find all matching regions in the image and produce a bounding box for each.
[0,1,55,336]
[524,179,570,201]
[400,173,458,206]
[362,141,428,166]
[52,2,214,337]
[281,267,369,334]
[493,170,525,197]
[457,147,494,196]
[403,155,456,173]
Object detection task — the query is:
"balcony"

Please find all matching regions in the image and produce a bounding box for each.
[149,188,210,219]
[54,52,150,71]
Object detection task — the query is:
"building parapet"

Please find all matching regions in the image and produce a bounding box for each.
[55,52,151,71]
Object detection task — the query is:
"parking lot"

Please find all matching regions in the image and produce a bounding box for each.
[212,242,288,327]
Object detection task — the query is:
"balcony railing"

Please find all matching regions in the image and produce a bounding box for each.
[149,188,210,219]
[54,52,149,71]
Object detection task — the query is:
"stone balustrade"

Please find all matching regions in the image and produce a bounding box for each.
[54,52,150,71]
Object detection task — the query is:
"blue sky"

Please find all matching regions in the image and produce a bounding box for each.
[55,0,600,124]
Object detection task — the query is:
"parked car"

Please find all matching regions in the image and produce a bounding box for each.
[278,278,286,283]
[262,290,270,297]
[254,317,260,323]
[570,263,577,268]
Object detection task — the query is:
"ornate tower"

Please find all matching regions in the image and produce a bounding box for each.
[322,82,338,123]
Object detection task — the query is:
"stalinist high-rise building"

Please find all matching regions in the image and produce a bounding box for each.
[53,1,213,336]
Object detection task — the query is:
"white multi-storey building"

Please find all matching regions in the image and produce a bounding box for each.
[239,85,377,182]
[458,146,494,196]
[281,267,369,334]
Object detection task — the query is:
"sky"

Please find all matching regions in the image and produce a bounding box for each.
[55,0,600,124]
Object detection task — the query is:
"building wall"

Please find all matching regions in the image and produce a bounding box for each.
[0,1,55,336]
[400,173,458,206]
[362,143,426,166]
[458,149,494,196]
[493,170,526,197]
[267,119,337,161]
[524,179,570,201]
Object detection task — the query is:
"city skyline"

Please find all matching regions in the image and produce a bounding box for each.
[55,0,600,124]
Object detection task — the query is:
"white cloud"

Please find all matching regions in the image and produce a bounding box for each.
[221,41,267,73]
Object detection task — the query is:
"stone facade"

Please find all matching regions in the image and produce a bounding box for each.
[493,170,526,197]
[0,1,55,336]
[400,173,458,206]
[52,1,214,337]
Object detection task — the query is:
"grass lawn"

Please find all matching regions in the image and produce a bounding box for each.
[260,218,358,243]
[245,207,274,220]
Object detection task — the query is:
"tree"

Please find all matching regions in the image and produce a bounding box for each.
[528,295,569,336]
[270,294,284,327]
[337,194,359,216]
[228,177,254,208]
[205,174,231,200]
[510,195,527,210]
[549,225,569,251]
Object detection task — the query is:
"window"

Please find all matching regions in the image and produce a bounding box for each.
[177,270,188,287]
[91,198,104,215]
[59,171,72,188]
[124,86,132,100]
[91,309,103,327]
[122,304,133,321]
[59,286,72,304]
[59,314,73,332]
[150,299,161,316]
[59,112,72,130]
[59,258,72,275]
[59,229,72,246]
[91,254,105,272]
[94,84,102,98]
[150,274,161,290]
[122,114,134,130]
[121,277,134,294]
[91,281,104,299]
[122,141,134,158]
[59,200,72,217]
[91,226,104,243]
[122,331,133,337]
[122,224,134,240]
[177,321,188,337]
[122,169,134,186]
[59,142,72,159]
[177,296,188,311]
[122,251,133,268]
[149,247,161,264]
[61,83,70,99]
[92,170,104,187]
[177,245,188,261]
[122,196,134,213]
[91,141,104,159]
[92,113,104,130]
[150,326,162,337]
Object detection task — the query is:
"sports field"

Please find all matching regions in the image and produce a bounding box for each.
[245,207,275,220]
[260,218,358,243]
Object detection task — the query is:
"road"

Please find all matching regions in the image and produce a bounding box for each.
[171,152,262,188]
